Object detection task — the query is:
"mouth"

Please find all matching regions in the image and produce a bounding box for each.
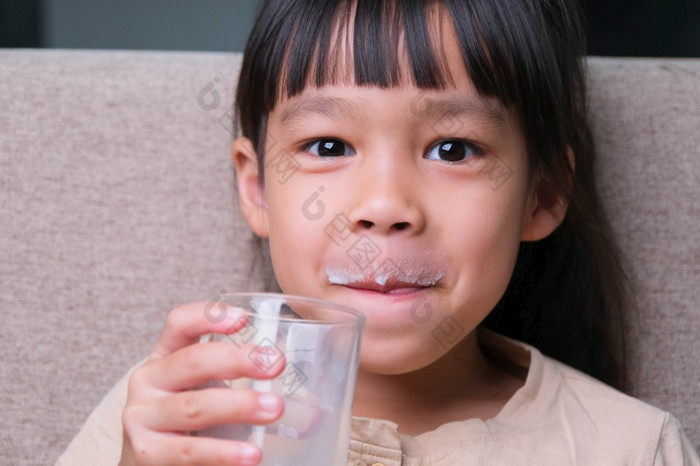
[326,261,445,295]
[343,280,429,295]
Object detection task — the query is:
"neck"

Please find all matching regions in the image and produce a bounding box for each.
[352,331,523,435]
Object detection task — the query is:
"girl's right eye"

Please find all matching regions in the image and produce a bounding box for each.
[303,138,355,158]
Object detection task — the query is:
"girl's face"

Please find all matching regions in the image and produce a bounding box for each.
[234,30,565,375]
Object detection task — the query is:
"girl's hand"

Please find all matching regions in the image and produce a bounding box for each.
[119,302,286,465]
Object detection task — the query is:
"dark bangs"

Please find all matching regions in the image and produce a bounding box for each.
[236,0,586,181]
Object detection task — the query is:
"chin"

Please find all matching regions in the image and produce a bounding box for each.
[357,334,446,375]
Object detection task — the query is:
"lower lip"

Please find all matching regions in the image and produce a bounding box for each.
[334,285,434,329]
[346,286,425,296]
[340,285,428,299]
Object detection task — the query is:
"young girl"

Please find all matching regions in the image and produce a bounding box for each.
[60,0,699,464]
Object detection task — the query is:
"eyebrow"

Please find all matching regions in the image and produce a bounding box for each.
[414,95,509,127]
[279,93,508,128]
[280,96,362,125]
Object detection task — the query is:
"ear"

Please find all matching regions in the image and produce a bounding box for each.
[232,137,269,238]
[520,149,574,242]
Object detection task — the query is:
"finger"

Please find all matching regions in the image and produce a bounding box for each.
[145,387,284,433]
[277,398,323,439]
[125,433,262,466]
[149,302,248,360]
[134,342,286,392]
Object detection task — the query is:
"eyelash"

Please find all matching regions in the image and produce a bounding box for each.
[300,137,486,163]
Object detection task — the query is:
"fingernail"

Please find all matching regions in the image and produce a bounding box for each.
[238,443,261,465]
[258,393,282,413]
[221,306,248,331]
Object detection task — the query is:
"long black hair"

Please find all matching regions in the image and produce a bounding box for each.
[235,0,628,390]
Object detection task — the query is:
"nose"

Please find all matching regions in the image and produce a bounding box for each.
[347,162,426,236]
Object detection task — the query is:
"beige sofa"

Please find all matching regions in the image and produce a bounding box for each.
[1,50,699,464]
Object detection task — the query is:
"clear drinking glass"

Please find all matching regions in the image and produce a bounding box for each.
[195,293,365,466]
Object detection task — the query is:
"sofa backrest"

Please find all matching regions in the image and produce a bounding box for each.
[1,50,698,464]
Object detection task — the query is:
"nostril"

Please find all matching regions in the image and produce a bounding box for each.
[356,220,411,231]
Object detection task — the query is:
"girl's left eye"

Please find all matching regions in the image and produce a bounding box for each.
[425,140,483,162]
[304,138,355,158]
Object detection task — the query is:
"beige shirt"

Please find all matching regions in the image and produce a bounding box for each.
[58,333,699,465]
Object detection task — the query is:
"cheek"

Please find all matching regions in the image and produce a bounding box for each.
[445,181,530,301]
[264,183,327,293]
